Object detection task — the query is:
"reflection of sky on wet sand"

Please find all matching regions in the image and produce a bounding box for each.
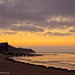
[13,53,75,70]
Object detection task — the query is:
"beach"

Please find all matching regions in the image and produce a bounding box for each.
[0,54,75,75]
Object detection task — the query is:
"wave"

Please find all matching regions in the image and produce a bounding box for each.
[11,52,75,70]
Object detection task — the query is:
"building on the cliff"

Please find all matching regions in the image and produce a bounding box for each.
[0,42,9,54]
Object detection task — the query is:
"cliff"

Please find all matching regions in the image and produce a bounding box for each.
[8,45,36,54]
[0,42,36,55]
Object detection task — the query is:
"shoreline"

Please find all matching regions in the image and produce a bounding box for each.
[7,56,75,72]
[0,54,75,75]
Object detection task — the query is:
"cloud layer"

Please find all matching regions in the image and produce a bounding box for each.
[44,32,69,36]
[0,0,75,35]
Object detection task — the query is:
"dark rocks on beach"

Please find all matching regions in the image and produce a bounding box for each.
[37,65,46,68]
[70,70,75,72]
[48,66,75,72]
[48,66,56,69]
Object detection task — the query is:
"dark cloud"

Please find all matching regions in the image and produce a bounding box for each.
[0,0,75,34]
[69,29,75,32]
[44,32,69,36]
[10,25,44,32]
[3,32,17,34]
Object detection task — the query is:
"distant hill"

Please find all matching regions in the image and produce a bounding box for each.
[8,45,36,54]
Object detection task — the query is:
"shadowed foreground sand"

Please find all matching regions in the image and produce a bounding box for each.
[0,54,75,75]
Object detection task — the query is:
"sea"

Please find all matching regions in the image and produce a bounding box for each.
[12,52,75,70]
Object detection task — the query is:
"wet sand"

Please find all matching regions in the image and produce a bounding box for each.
[0,54,75,75]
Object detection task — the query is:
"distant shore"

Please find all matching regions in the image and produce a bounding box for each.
[0,54,75,75]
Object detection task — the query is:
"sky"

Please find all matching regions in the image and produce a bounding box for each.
[0,0,75,48]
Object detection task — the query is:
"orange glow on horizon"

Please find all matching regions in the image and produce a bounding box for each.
[0,31,75,47]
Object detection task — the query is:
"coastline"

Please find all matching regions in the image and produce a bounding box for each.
[0,54,75,75]
[7,56,75,72]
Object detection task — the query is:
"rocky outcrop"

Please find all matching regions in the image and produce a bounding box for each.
[0,42,36,55]
[8,45,36,55]
[0,42,9,54]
